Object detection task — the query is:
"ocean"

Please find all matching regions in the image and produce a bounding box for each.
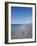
[11,24,32,39]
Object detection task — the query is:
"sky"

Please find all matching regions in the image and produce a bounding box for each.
[11,6,32,24]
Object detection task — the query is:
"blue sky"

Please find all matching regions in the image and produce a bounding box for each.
[11,7,32,24]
